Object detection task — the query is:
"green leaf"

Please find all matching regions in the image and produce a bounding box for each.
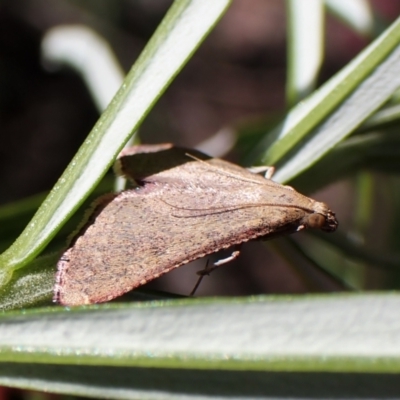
[249,16,400,182]
[286,0,324,105]
[290,130,400,193]
[0,294,399,372]
[0,253,55,311]
[2,362,400,399]
[325,0,375,37]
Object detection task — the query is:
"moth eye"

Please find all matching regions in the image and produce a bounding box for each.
[307,213,326,229]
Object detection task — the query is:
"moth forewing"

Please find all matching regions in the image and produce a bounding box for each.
[55,144,338,306]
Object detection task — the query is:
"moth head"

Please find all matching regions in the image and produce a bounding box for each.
[305,202,338,232]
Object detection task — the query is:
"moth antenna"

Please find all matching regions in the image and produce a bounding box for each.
[185,153,282,189]
[161,199,316,217]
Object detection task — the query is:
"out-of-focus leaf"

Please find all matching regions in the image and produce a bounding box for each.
[249,16,400,183]
[325,0,375,37]
[290,130,400,192]
[286,0,324,105]
[0,295,400,373]
[1,363,400,400]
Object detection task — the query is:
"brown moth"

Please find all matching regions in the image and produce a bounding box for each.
[55,143,338,306]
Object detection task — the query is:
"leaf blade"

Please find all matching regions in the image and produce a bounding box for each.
[0,294,400,372]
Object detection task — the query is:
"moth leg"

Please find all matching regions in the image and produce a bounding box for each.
[247,166,275,179]
[190,248,241,296]
[190,259,210,296]
[213,250,241,266]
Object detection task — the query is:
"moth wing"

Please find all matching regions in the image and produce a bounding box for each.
[55,178,311,306]
[115,144,211,182]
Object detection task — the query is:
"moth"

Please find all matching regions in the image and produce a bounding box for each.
[55,143,338,305]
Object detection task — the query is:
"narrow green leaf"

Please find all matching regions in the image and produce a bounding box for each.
[286,0,324,105]
[359,102,400,130]
[2,362,400,400]
[251,16,400,181]
[0,294,400,373]
[273,32,400,182]
[42,25,126,112]
[325,0,375,37]
[0,253,55,311]
[290,130,400,192]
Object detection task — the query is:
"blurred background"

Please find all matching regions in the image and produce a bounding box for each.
[1,0,400,306]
